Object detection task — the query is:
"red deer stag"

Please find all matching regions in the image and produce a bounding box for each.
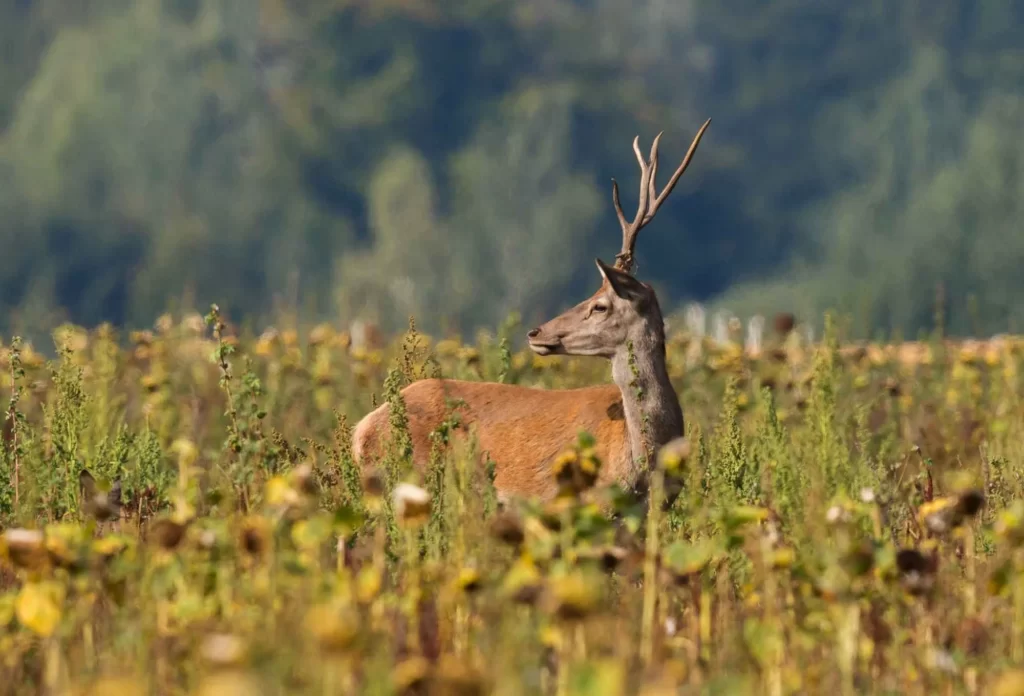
[353,119,712,502]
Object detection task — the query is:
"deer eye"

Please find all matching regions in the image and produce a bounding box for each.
[592,303,608,313]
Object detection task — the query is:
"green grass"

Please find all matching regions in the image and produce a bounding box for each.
[2,310,1024,695]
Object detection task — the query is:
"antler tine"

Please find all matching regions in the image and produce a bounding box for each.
[610,178,629,235]
[611,136,652,224]
[647,131,664,213]
[641,118,711,226]
[611,120,710,273]
[630,135,652,230]
[611,136,655,272]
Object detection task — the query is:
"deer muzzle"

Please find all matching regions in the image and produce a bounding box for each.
[526,327,563,355]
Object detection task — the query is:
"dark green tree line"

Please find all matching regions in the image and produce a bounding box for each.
[0,0,1021,341]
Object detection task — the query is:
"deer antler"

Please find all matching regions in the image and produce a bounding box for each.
[611,118,711,273]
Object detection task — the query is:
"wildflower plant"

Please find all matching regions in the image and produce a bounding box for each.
[0,311,1022,693]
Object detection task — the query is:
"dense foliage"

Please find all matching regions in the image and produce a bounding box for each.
[1,0,1023,341]
[1,312,1024,693]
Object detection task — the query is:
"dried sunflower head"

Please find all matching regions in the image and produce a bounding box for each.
[393,657,431,696]
[773,312,796,337]
[361,472,386,514]
[1,528,49,572]
[238,517,272,559]
[919,496,970,535]
[543,570,601,622]
[305,603,360,654]
[393,483,432,527]
[501,555,544,606]
[43,523,89,572]
[553,447,600,499]
[894,547,937,596]
[489,511,526,548]
[452,567,484,595]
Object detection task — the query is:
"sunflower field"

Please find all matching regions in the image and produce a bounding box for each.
[2,308,1024,695]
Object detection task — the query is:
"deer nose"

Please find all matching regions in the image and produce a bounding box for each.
[527,328,540,339]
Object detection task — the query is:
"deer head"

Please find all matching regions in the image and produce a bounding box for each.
[527,119,711,360]
[526,259,661,358]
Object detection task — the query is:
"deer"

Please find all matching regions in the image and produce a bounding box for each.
[352,119,711,504]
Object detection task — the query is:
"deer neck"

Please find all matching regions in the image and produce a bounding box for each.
[610,323,683,490]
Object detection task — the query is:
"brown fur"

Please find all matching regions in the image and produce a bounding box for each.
[353,378,629,501]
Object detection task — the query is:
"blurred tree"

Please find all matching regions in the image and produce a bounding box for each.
[445,84,603,328]
[0,0,1022,341]
[719,38,1024,337]
[0,0,353,330]
[334,145,446,330]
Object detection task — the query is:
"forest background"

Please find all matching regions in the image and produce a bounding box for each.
[1,0,1022,345]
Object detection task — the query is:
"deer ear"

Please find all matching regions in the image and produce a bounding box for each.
[595,258,646,303]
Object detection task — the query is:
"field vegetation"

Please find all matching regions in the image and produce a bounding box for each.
[2,309,1024,695]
